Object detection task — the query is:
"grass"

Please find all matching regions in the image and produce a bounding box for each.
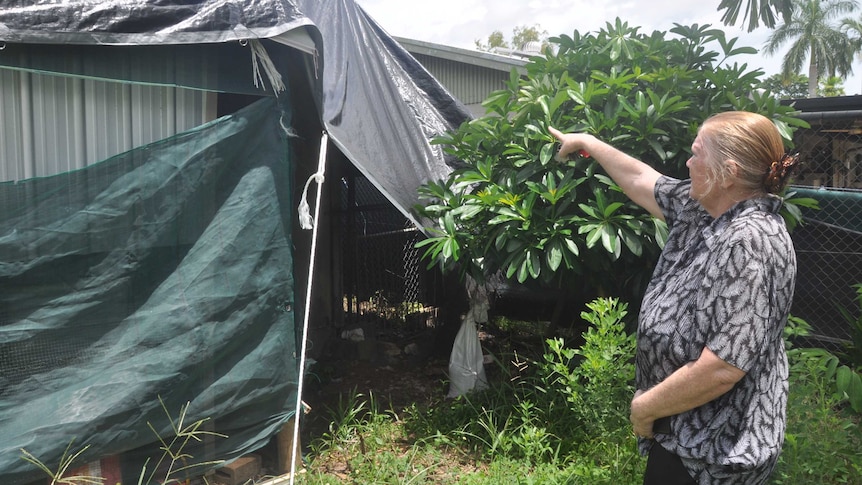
[22,300,862,484]
[297,299,862,485]
[21,397,226,485]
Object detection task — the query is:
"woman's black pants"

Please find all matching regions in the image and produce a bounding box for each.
[644,443,697,485]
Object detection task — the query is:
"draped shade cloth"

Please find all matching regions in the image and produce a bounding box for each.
[0,1,468,482]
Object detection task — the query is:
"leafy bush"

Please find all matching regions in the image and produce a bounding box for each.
[415,20,808,315]
[406,297,639,477]
[785,315,862,414]
[837,283,862,370]
[774,356,862,483]
[541,298,635,438]
[774,317,862,483]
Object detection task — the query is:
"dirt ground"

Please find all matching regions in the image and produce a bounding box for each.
[299,328,458,439]
[207,329,463,484]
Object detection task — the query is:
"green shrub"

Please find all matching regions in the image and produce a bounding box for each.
[785,316,862,414]
[770,316,862,483]
[406,297,638,476]
[414,21,807,318]
[837,283,862,371]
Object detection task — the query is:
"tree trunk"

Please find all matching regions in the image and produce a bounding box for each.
[808,55,818,98]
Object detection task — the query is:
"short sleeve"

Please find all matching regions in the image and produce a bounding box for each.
[654,176,695,231]
[697,239,771,372]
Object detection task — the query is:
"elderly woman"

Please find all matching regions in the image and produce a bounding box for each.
[550,111,799,485]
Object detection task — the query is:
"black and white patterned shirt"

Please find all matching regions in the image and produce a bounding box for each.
[637,177,795,484]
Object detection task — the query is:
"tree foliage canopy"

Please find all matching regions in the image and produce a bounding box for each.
[476,24,549,52]
[718,0,796,31]
[760,72,810,98]
[416,19,808,304]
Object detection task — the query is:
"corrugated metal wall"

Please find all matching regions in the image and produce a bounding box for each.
[0,68,213,182]
[410,53,509,117]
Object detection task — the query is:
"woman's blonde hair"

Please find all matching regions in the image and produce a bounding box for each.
[698,111,794,195]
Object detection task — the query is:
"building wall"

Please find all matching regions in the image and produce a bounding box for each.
[410,52,512,117]
[0,68,214,182]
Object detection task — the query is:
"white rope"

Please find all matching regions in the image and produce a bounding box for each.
[298,173,323,230]
[289,132,328,484]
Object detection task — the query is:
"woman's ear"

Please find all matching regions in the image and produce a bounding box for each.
[721,159,740,188]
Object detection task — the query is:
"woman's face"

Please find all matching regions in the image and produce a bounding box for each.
[686,130,714,203]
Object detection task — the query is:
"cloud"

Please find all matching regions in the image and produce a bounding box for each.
[360,0,746,47]
[356,0,862,94]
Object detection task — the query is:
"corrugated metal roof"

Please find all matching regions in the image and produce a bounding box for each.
[395,37,527,74]
[396,37,527,118]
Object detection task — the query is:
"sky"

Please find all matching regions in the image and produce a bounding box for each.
[356,0,862,95]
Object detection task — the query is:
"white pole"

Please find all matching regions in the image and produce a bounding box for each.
[290,132,328,484]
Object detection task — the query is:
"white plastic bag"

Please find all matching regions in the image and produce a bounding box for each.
[447,277,489,398]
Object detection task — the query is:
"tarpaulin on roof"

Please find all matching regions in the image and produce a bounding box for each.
[0,0,312,45]
[299,0,470,226]
[0,97,297,485]
[0,0,470,225]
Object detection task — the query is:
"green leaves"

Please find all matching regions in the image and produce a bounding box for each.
[836,364,862,413]
[597,18,645,62]
[577,188,646,260]
[780,190,820,231]
[414,19,806,298]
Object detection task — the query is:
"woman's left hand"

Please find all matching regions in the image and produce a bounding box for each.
[631,389,655,439]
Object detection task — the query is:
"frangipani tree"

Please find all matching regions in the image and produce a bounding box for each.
[415,20,809,326]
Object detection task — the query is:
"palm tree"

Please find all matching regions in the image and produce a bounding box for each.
[718,0,796,31]
[763,0,859,97]
[840,15,862,85]
[820,75,847,94]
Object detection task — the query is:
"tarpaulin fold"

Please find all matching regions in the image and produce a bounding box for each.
[300,0,470,226]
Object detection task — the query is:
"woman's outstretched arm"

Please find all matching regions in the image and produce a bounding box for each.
[549,127,664,220]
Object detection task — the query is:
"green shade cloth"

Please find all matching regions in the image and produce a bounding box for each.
[0,97,298,484]
[793,186,862,233]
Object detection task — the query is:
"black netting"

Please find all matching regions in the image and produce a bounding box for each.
[339,173,440,339]
[788,122,862,348]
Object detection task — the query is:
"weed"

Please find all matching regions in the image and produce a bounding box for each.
[20,441,103,485]
[138,397,227,485]
[21,397,226,485]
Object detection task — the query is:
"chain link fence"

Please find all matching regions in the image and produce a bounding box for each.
[339,172,441,340]
[788,120,862,349]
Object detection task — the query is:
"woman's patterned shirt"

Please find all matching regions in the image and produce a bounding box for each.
[636,177,796,484]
